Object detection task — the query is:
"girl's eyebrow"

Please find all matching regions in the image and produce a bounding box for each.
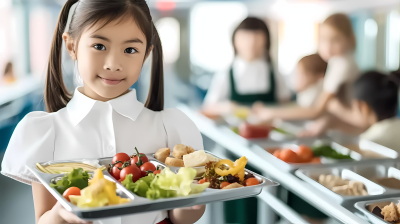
[89,34,144,44]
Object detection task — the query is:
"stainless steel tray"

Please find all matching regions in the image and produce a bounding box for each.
[27,154,279,220]
[295,161,400,204]
[260,139,362,172]
[354,197,400,224]
[338,139,398,159]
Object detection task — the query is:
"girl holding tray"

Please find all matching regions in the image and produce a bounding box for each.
[1,1,206,224]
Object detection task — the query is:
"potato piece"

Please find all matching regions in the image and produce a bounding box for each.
[183,150,208,167]
[173,144,189,159]
[155,148,170,163]
[382,202,399,222]
[222,183,244,189]
[165,157,184,167]
[187,146,195,154]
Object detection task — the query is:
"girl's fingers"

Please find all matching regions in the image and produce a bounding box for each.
[58,206,92,224]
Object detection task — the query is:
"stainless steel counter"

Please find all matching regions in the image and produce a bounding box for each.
[179,105,369,224]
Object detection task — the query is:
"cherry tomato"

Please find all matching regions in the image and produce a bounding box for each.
[220,181,230,189]
[120,165,141,182]
[140,162,156,177]
[245,178,259,186]
[198,178,208,184]
[110,163,122,180]
[63,187,81,202]
[118,179,122,182]
[131,155,149,167]
[112,153,130,164]
[153,170,161,175]
[131,147,149,167]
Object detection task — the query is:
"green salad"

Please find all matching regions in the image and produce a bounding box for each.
[312,145,353,160]
[50,168,89,194]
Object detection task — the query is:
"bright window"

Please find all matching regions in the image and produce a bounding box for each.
[386,11,400,71]
[29,6,53,78]
[190,2,248,72]
[156,17,180,64]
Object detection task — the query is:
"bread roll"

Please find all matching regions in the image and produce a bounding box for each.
[187,146,195,154]
[155,148,170,163]
[165,157,184,167]
[173,144,189,159]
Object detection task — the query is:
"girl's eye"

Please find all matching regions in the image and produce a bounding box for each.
[94,44,106,51]
[124,48,137,54]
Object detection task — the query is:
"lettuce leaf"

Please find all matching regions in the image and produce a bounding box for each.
[50,168,89,194]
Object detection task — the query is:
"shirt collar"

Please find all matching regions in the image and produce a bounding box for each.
[67,88,144,126]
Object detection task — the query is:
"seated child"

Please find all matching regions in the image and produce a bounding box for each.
[294,54,327,108]
[352,71,400,151]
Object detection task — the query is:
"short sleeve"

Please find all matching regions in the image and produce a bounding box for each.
[203,71,230,106]
[1,112,55,185]
[323,56,350,94]
[161,108,204,151]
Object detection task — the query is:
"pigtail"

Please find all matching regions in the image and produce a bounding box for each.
[144,23,164,111]
[44,0,78,112]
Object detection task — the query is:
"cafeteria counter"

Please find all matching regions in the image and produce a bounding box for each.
[178,105,370,224]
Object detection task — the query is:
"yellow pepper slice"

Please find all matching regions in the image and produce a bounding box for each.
[215,156,247,177]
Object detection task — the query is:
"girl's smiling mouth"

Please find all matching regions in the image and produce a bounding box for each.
[98,75,124,85]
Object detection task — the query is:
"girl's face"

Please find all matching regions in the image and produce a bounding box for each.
[318,24,351,61]
[234,30,266,62]
[64,16,150,101]
[294,64,322,92]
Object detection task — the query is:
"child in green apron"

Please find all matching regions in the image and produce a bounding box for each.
[203,17,291,224]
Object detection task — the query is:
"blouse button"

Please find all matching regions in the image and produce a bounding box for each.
[107,145,114,151]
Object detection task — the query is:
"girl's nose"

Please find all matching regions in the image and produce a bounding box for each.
[103,54,123,72]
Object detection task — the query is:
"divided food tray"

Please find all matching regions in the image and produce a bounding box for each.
[295,161,400,204]
[261,138,398,172]
[27,152,279,220]
[354,197,400,224]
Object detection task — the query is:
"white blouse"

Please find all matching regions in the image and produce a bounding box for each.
[1,87,204,224]
[203,57,291,106]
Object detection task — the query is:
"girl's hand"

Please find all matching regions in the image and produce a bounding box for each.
[52,202,92,224]
[252,104,275,122]
[178,205,205,210]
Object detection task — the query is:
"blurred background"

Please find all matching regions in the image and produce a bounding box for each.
[1,0,400,223]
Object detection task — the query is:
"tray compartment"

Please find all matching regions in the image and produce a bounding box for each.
[295,166,386,203]
[355,198,400,224]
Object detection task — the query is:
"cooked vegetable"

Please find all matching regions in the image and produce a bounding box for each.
[198,178,207,184]
[215,157,247,177]
[69,169,130,208]
[50,168,89,194]
[131,147,149,167]
[112,153,130,164]
[245,178,259,186]
[63,187,81,202]
[312,145,352,160]
[220,182,230,189]
[37,162,104,174]
[279,149,299,163]
[295,145,314,163]
[165,157,184,167]
[155,148,170,163]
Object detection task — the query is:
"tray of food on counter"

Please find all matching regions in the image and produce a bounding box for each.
[262,137,399,172]
[295,160,400,204]
[27,145,279,219]
[355,197,400,224]
[341,139,398,159]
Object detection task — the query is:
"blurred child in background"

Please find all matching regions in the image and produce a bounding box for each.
[253,13,360,129]
[324,71,400,151]
[293,53,326,108]
[3,62,16,84]
[203,17,291,116]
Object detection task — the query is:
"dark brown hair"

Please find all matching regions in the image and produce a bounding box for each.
[232,17,271,62]
[323,13,356,50]
[45,0,163,112]
[298,54,327,77]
